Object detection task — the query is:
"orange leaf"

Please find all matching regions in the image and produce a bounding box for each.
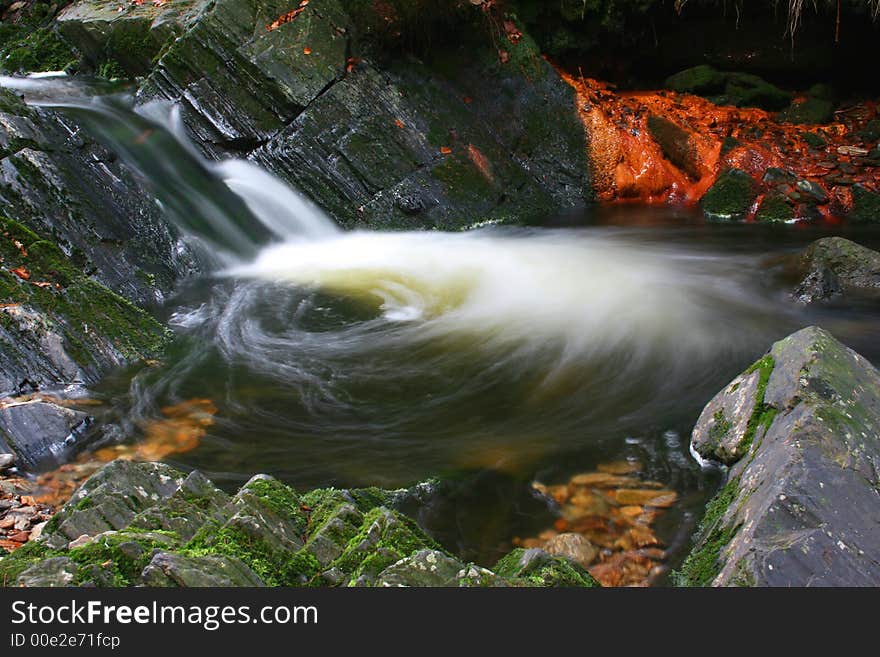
[303,47,312,55]
[394,119,405,129]
[11,267,30,281]
[440,146,452,155]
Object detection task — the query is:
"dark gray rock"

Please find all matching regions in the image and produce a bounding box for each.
[794,237,880,303]
[680,327,880,586]
[0,401,92,471]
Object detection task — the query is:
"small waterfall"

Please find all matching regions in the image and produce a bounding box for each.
[0,74,338,259]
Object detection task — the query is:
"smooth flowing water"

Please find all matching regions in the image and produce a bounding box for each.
[6,75,880,571]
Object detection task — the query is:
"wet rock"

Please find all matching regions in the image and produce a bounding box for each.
[762,167,797,185]
[0,402,91,471]
[793,237,880,303]
[646,115,702,179]
[141,552,265,587]
[754,192,795,223]
[543,533,598,569]
[57,0,209,77]
[701,168,757,221]
[719,72,792,111]
[679,327,880,586]
[795,179,829,204]
[0,454,14,470]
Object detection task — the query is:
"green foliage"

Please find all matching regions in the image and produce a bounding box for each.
[0,2,77,73]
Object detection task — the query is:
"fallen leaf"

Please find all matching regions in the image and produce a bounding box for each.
[303,47,312,55]
[440,146,452,155]
[394,119,405,129]
[11,267,30,281]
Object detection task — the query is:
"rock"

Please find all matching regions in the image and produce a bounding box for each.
[543,533,598,568]
[0,402,91,471]
[850,185,880,223]
[719,72,792,111]
[793,237,880,303]
[795,179,829,204]
[779,97,835,125]
[755,192,795,223]
[664,65,726,96]
[45,460,186,547]
[0,454,14,470]
[376,549,465,587]
[141,552,265,587]
[1,460,599,588]
[646,115,702,179]
[678,327,880,586]
[57,0,209,77]
[701,168,757,220]
[16,556,78,587]
[493,548,600,587]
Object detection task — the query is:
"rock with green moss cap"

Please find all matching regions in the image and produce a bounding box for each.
[664,64,726,96]
[493,548,600,587]
[678,327,880,586]
[701,168,757,221]
[755,192,795,223]
[1,460,601,588]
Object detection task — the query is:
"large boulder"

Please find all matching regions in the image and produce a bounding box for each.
[679,327,880,586]
[0,460,601,587]
[793,237,880,303]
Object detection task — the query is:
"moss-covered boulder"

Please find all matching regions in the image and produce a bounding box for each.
[779,97,835,125]
[0,1,77,74]
[700,168,757,220]
[664,66,791,111]
[647,115,702,179]
[678,327,880,586]
[793,237,880,303]
[1,460,601,588]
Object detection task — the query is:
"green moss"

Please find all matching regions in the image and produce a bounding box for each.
[0,215,169,367]
[68,531,178,586]
[329,507,440,585]
[701,168,757,221]
[493,548,600,587]
[851,185,880,223]
[664,64,725,95]
[97,59,129,81]
[756,192,796,223]
[1,26,77,74]
[0,541,53,586]
[738,355,777,456]
[779,97,835,125]
[673,475,742,587]
[183,523,319,587]
[431,155,496,203]
[708,409,732,447]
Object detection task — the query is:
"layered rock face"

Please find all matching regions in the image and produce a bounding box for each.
[0,87,197,470]
[0,460,600,588]
[56,0,593,229]
[679,327,880,586]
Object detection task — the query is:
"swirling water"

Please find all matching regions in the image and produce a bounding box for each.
[6,74,880,567]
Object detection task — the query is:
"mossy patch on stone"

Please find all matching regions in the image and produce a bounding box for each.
[755,192,796,223]
[701,168,757,221]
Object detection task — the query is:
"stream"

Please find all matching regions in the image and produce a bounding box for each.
[5,74,880,574]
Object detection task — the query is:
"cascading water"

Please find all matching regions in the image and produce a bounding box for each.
[5,73,880,568]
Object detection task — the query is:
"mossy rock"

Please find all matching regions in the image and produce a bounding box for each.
[664,64,725,96]
[701,169,757,221]
[493,548,600,587]
[722,72,792,111]
[779,97,835,125]
[755,193,795,223]
[850,185,880,223]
